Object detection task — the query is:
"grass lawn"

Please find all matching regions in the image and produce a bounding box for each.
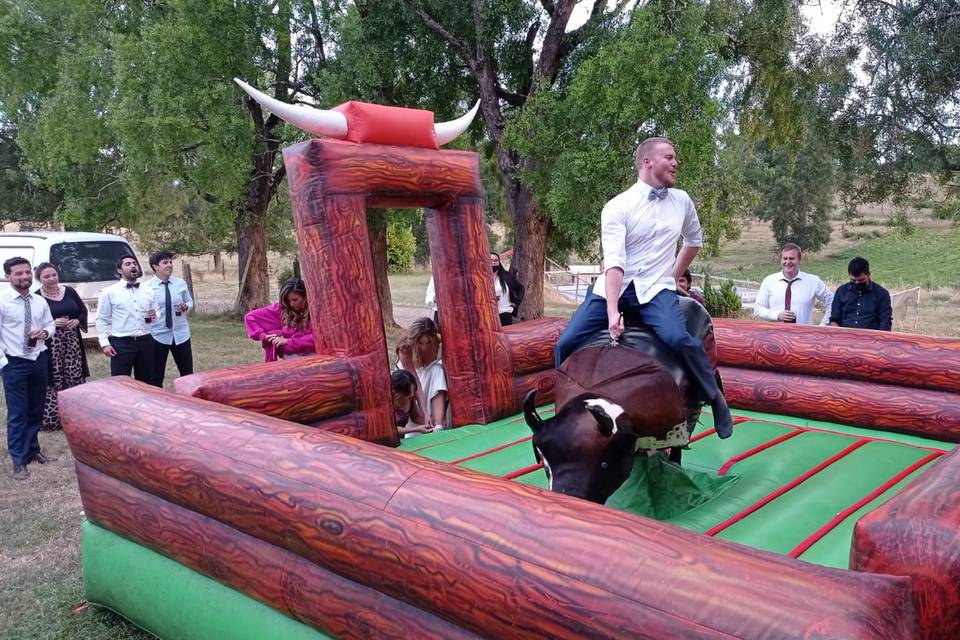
[702,225,960,290]
[0,315,260,639]
[1,250,956,638]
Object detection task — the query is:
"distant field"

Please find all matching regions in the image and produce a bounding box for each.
[700,225,960,290]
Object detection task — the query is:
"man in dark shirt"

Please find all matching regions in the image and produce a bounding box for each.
[829,257,893,331]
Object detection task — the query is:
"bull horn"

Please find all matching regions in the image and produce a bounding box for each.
[434,100,480,145]
[523,389,544,432]
[233,78,348,139]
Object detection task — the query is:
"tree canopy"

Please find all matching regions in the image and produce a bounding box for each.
[1,0,957,314]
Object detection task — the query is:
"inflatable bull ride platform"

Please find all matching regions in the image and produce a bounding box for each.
[61,86,960,639]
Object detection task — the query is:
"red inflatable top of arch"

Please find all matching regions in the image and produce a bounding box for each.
[332,101,438,149]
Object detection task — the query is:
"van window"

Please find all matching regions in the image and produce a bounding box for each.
[49,241,138,283]
[0,247,37,280]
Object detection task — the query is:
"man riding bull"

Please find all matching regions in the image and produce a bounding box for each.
[553,137,733,438]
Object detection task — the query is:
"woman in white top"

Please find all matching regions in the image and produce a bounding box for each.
[491,252,523,326]
[396,317,449,428]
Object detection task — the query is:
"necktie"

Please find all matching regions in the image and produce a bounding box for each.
[126,282,140,289]
[22,294,32,351]
[648,187,669,201]
[163,281,173,329]
[783,279,795,311]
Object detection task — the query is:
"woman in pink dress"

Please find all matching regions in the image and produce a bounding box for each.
[244,278,316,362]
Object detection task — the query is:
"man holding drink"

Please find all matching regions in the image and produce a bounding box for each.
[146,250,194,387]
[96,254,157,382]
[754,243,834,325]
[0,257,56,480]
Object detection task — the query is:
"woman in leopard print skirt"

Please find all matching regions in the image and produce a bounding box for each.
[35,263,90,431]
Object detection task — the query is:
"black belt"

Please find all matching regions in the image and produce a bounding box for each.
[110,335,152,342]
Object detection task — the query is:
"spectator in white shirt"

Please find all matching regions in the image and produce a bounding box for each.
[96,254,157,382]
[754,243,834,325]
[147,251,194,387]
[491,252,523,326]
[424,275,442,331]
[1,257,57,480]
[552,137,733,438]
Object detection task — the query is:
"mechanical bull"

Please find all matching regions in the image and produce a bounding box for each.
[526,296,723,503]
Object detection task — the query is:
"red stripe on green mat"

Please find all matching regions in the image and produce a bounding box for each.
[448,435,533,465]
[706,439,933,556]
[689,416,753,443]
[456,438,540,476]
[504,463,544,479]
[788,451,942,558]
[723,408,957,451]
[705,439,868,537]
[717,430,803,475]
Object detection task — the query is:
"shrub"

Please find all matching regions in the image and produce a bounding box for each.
[703,277,743,318]
[277,266,295,288]
[386,221,417,273]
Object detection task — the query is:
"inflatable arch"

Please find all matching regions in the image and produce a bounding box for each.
[62,114,960,639]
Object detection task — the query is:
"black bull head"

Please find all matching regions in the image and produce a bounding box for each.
[526,297,716,503]
[525,390,640,502]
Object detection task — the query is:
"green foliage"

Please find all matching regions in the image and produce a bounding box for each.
[702,277,743,318]
[746,136,834,252]
[0,126,61,227]
[504,2,744,257]
[277,266,295,288]
[832,0,960,219]
[386,220,416,272]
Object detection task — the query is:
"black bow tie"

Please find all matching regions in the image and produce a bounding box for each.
[648,187,669,201]
[126,282,140,289]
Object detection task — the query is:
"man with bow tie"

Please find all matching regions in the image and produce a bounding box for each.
[553,137,733,437]
[96,254,157,382]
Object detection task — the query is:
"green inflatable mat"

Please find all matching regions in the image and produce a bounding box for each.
[401,406,952,569]
[82,520,331,640]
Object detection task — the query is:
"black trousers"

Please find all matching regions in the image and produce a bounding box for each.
[109,335,154,383]
[152,338,193,387]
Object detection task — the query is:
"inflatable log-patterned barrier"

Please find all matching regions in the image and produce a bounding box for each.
[63,378,922,639]
[714,320,960,441]
[713,320,960,639]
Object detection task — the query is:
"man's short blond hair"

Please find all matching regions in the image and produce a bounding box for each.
[634,137,675,173]
[779,242,802,258]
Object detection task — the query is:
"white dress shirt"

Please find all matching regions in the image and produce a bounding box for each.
[593,180,704,305]
[147,276,193,345]
[96,279,158,347]
[0,287,56,361]
[754,270,834,325]
[425,276,437,312]
[494,278,514,314]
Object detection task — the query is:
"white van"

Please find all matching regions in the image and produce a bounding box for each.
[0,231,140,341]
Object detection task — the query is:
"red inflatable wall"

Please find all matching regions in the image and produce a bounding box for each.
[62,378,919,639]
[174,141,562,431]
[713,320,960,639]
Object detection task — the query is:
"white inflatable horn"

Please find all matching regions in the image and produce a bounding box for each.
[234,78,479,145]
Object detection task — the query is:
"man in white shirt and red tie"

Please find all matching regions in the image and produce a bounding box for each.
[1,257,57,480]
[96,254,157,382]
[754,243,834,325]
[553,137,734,438]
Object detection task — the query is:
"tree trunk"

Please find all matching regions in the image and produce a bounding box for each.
[235,200,271,313]
[235,0,290,315]
[368,209,398,330]
[506,174,550,321]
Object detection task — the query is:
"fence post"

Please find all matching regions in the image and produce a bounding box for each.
[183,263,196,312]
